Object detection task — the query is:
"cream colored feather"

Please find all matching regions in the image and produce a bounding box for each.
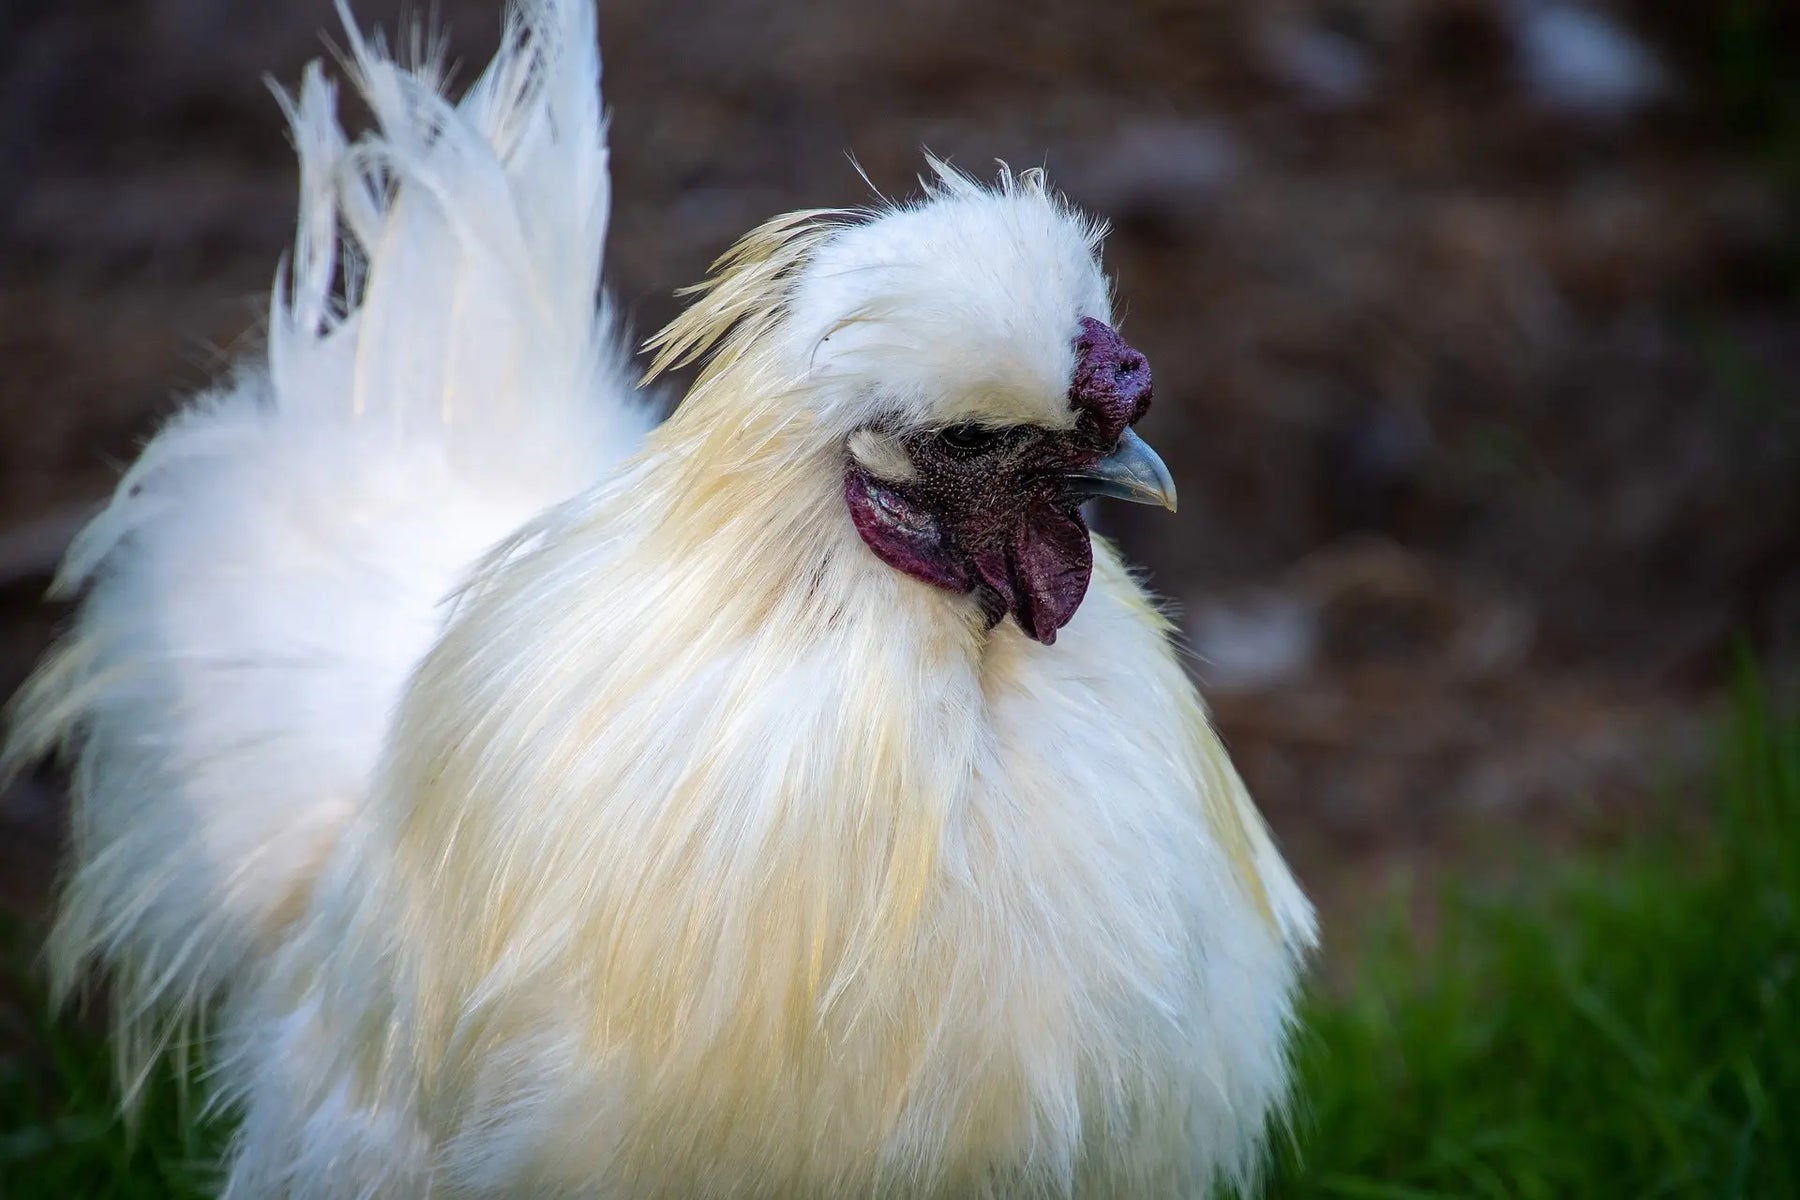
[5,2,1313,1196]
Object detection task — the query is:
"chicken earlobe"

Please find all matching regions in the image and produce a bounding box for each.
[843,469,975,595]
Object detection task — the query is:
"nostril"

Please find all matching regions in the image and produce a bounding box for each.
[1115,355,1143,378]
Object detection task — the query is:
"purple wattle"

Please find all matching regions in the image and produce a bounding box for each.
[1004,504,1093,644]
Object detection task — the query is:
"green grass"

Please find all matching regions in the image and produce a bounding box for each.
[0,941,223,1198]
[1267,669,1800,1199]
[2,677,1795,1198]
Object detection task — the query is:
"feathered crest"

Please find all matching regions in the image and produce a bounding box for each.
[639,155,1105,395]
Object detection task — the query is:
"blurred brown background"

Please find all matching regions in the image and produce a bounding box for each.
[2,0,1797,947]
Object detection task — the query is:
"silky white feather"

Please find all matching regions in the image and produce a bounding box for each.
[6,1,1313,1195]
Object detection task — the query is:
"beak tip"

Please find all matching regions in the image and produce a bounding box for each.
[1068,428,1183,513]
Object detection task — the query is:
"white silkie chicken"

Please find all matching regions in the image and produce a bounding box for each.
[6,1,1315,1195]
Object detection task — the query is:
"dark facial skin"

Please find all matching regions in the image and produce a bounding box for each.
[844,318,1153,645]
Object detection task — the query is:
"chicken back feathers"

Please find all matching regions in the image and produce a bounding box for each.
[5,1,1314,1195]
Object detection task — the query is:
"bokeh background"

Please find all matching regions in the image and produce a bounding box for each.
[0,0,1795,1059]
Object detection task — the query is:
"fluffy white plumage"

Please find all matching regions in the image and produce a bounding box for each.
[6,2,1314,1195]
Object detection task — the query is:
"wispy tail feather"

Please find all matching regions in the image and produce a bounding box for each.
[3,0,644,1098]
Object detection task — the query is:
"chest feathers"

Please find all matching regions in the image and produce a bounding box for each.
[351,449,1308,1196]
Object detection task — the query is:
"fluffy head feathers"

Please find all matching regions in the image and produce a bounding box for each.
[646,160,1111,440]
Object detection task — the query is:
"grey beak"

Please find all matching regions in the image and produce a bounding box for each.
[1067,428,1178,512]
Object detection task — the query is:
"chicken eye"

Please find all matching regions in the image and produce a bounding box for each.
[937,424,1001,455]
